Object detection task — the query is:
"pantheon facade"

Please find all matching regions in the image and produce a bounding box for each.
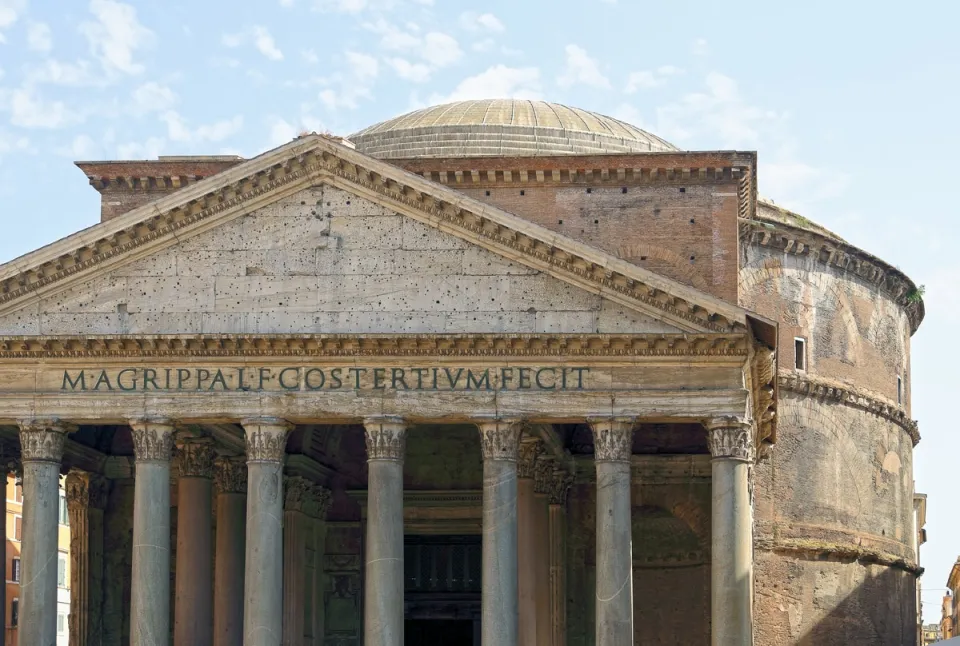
[0,100,923,645]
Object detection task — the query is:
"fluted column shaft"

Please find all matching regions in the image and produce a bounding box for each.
[18,419,72,646]
[363,417,407,646]
[283,476,332,646]
[707,418,754,646]
[174,436,216,646]
[590,419,635,646]
[66,470,108,646]
[478,419,522,646]
[242,418,292,646]
[130,418,176,646]
[214,457,248,646]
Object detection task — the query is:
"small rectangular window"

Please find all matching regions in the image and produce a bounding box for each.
[11,598,18,627]
[11,557,20,583]
[59,491,68,525]
[14,515,21,541]
[57,555,67,588]
[794,337,806,371]
[57,613,66,634]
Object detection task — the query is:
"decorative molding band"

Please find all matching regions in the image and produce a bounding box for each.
[17,419,74,463]
[363,417,407,461]
[65,470,108,510]
[213,456,247,494]
[0,333,749,359]
[0,137,752,337]
[779,371,920,446]
[755,538,921,576]
[741,218,924,333]
[408,164,752,187]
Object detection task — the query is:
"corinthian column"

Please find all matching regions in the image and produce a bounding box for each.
[532,455,553,646]
[174,435,216,646]
[214,457,247,646]
[547,468,574,646]
[283,476,332,645]
[517,438,544,646]
[362,416,407,646]
[477,419,522,646]
[17,418,72,646]
[130,418,176,646]
[242,418,292,646]
[66,469,108,646]
[589,418,635,646]
[706,417,754,646]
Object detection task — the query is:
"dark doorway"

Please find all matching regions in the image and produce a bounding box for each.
[405,619,474,645]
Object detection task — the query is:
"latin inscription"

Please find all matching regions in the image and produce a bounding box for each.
[60,366,591,393]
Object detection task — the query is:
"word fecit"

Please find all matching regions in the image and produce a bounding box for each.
[60,366,592,393]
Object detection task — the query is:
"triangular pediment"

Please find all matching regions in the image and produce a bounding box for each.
[0,135,757,336]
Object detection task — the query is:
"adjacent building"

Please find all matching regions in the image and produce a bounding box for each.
[0,99,924,645]
[924,623,943,644]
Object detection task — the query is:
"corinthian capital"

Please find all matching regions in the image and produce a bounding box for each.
[363,417,407,461]
[284,475,333,519]
[588,418,634,463]
[242,418,293,463]
[65,470,108,511]
[17,419,75,463]
[176,437,216,479]
[548,468,575,505]
[518,438,545,479]
[129,419,175,463]
[476,419,523,461]
[214,457,248,494]
[705,417,754,462]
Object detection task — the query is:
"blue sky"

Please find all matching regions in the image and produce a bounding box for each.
[0,0,957,622]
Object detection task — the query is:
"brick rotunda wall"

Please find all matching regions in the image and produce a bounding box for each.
[739,219,919,645]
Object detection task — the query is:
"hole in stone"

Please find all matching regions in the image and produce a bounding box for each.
[520,190,525,196]
[640,256,647,261]
[621,187,628,194]
[679,187,686,193]
[586,187,592,194]
[485,190,491,196]
[690,218,695,224]
[558,220,563,225]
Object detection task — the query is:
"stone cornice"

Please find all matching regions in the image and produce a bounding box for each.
[0,333,749,358]
[755,537,921,576]
[0,135,760,337]
[779,371,920,445]
[741,217,924,333]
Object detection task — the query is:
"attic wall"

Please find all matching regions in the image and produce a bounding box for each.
[0,186,682,336]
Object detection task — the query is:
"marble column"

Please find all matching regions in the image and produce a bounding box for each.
[129,418,176,646]
[17,418,72,646]
[362,416,407,646]
[589,418,635,646]
[214,457,248,646]
[283,476,332,646]
[706,417,754,646]
[547,468,574,646]
[174,436,216,646]
[66,469,108,646]
[517,438,543,646]
[532,457,553,646]
[477,419,522,646]
[242,418,293,646]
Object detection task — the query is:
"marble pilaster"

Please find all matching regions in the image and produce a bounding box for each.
[214,457,248,646]
[548,468,574,646]
[706,417,754,646]
[363,416,407,646]
[517,437,543,646]
[477,419,522,646]
[174,435,216,646]
[66,469,108,646]
[130,418,176,646]
[283,476,332,646]
[589,418,635,646]
[242,418,292,646]
[18,419,71,645]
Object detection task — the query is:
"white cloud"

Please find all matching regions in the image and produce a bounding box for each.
[117,136,164,159]
[313,0,366,12]
[8,86,80,129]
[430,64,541,104]
[161,111,244,144]
[57,134,98,158]
[268,117,298,146]
[80,0,154,75]
[22,59,100,86]
[27,21,52,52]
[317,51,379,110]
[222,26,284,61]
[557,44,610,89]
[252,26,283,60]
[132,81,177,112]
[0,129,30,159]
[302,49,319,64]
[460,11,504,33]
[692,38,709,56]
[625,65,682,92]
[385,57,431,83]
[0,0,26,41]
[279,0,295,5]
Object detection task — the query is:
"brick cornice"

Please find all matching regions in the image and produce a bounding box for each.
[741,217,924,333]
[0,333,749,358]
[0,135,761,338]
[778,371,920,446]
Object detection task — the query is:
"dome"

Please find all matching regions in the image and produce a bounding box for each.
[349,99,678,159]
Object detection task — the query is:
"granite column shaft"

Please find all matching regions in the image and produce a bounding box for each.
[66,469,108,646]
[214,457,248,646]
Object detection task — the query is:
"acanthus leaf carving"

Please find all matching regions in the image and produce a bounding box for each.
[65,469,108,511]
[214,456,248,494]
[284,475,333,519]
[589,419,634,463]
[176,439,216,478]
[363,417,407,461]
[129,419,175,463]
[477,420,522,462]
[17,419,74,463]
[517,438,545,479]
[243,418,292,462]
[705,418,754,462]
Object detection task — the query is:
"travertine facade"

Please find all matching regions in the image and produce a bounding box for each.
[0,99,922,645]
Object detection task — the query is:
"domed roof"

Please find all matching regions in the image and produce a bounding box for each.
[349,99,678,159]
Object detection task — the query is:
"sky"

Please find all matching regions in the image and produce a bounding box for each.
[0,0,958,623]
